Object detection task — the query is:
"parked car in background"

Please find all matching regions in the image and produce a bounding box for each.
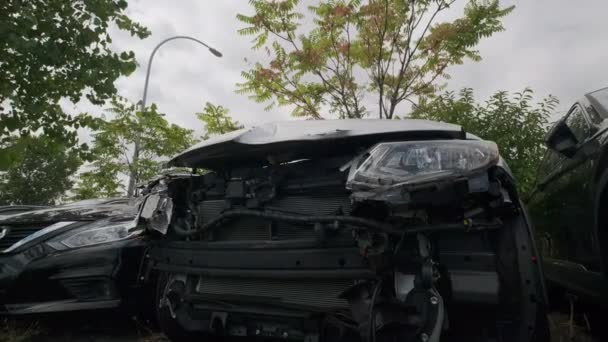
[0,198,147,315]
[141,119,549,342]
[528,87,608,308]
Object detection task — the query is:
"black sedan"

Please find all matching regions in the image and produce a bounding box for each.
[528,87,608,307]
[0,198,147,314]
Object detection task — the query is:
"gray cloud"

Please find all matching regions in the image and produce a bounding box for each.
[105,0,294,135]
[77,0,608,139]
[446,0,608,113]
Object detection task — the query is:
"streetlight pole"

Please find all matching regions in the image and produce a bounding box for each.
[127,36,223,197]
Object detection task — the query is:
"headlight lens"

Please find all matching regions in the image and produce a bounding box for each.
[46,220,142,250]
[347,140,499,189]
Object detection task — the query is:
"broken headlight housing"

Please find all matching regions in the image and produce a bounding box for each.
[347,140,499,189]
[46,219,142,250]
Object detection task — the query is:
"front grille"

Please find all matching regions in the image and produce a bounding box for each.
[268,195,352,216]
[195,277,353,309]
[0,224,44,251]
[192,194,356,310]
[199,195,352,242]
[60,277,117,301]
[213,219,318,241]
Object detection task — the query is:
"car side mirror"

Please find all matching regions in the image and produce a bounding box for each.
[545,120,578,158]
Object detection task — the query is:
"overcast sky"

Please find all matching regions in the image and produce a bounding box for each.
[69,0,608,138]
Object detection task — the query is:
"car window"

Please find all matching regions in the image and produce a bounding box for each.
[584,104,603,124]
[564,106,591,143]
[536,149,562,183]
[587,87,608,119]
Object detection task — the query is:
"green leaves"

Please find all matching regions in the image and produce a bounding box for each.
[196,102,244,139]
[420,1,513,70]
[0,0,150,149]
[236,0,513,119]
[71,97,196,200]
[411,88,558,195]
[0,136,82,205]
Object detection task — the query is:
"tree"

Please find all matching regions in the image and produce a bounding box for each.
[0,0,150,149]
[71,150,125,200]
[411,88,558,195]
[0,136,81,205]
[71,97,196,200]
[196,102,244,139]
[236,0,513,119]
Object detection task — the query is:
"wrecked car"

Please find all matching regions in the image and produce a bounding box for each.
[142,119,549,342]
[0,198,146,315]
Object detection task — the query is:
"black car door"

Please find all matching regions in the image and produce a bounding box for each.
[530,104,607,300]
[553,105,598,270]
[529,149,567,261]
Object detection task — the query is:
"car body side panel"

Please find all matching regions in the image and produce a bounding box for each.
[553,149,597,270]
[529,98,608,304]
[528,150,571,263]
[594,168,608,274]
[543,258,608,304]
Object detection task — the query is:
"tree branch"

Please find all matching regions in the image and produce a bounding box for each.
[395,0,452,107]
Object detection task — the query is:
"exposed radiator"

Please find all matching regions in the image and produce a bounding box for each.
[199,194,352,242]
[195,276,353,309]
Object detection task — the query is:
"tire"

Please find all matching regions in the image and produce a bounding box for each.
[545,281,567,311]
[584,306,608,340]
[155,272,205,342]
[532,306,551,342]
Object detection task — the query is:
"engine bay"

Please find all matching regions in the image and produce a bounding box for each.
[143,149,544,342]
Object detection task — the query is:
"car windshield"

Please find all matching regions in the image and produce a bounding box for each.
[588,87,608,119]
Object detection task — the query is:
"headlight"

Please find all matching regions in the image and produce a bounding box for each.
[347,140,499,189]
[46,220,142,250]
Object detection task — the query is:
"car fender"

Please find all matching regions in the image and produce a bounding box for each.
[519,200,549,305]
[594,168,608,273]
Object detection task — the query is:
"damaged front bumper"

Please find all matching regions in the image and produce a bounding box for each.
[0,238,146,315]
[143,139,548,341]
[149,218,545,341]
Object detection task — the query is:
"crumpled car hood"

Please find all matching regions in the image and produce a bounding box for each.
[169,119,465,168]
[0,198,137,224]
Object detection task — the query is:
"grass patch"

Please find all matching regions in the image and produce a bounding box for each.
[0,314,167,342]
[1,311,598,342]
[548,312,596,342]
[0,318,41,342]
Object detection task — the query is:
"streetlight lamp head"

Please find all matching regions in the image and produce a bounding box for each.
[208,47,223,58]
[130,35,222,198]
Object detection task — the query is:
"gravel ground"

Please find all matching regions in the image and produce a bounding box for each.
[0,312,167,342]
[548,311,598,342]
[0,311,599,342]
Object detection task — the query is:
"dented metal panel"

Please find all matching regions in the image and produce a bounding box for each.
[168,119,465,168]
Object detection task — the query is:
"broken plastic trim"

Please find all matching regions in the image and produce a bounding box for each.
[170,209,502,237]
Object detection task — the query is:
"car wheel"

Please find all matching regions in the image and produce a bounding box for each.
[156,272,218,342]
[532,306,551,342]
